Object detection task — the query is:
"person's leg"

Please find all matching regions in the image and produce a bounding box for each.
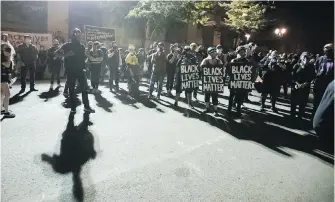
[67,72,77,112]
[204,93,211,113]
[283,82,288,97]
[235,92,244,116]
[157,73,165,98]
[109,66,114,90]
[78,70,94,112]
[1,83,14,118]
[186,91,193,108]
[291,89,298,117]
[95,66,102,89]
[50,66,56,89]
[166,68,172,93]
[228,90,235,115]
[271,90,278,112]
[193,88,198,100]
[115,66,120,90]
[20,67,28,91]
[212,93,219,114]
[90,67,97,89]
[148,71,156,98]
[29,64,37,90]
[56,65,61,86]
[260,92,267,111]
[298,88,310,119]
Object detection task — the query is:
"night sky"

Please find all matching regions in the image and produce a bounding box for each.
[274,1,334,53]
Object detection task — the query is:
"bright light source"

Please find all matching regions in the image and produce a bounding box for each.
[275,28,280,34]
[245,34,251,41]
[281,28,287,34]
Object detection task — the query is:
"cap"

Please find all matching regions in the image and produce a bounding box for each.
[207,47,216,54]
[24,35,31,39]
[72,28,81,35]
[216,44,223,49]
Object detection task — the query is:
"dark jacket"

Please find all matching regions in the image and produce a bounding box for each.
[313,80,334,139]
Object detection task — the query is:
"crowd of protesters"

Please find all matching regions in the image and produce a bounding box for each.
[1,29,333,146]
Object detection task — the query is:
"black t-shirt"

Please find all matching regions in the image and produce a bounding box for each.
[47,46,62,67]
[292,63,315,85]
[1,62,13,83]
[17,44,38,65]
[62,42,86,70]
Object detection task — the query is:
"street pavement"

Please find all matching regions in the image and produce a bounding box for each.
[1,80,334,202]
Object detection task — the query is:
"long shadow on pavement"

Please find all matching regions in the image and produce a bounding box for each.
[93,91,113,112]
[41,112,97,202]
[156,93,333,165]
[9,90,32,105]
[38,87,61,102]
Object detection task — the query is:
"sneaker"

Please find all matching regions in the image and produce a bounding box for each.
[189,103,194,109]
[84,107,95,113]
[3,112,15,118]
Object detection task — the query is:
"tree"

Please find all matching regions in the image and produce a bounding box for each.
[126,1,209,40]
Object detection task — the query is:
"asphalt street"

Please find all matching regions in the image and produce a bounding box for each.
[1,80,334,202]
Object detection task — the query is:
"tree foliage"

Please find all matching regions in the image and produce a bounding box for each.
[220,0,271,32]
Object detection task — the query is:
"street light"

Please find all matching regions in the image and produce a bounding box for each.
[274,27,287,37]
[245,34,251,41]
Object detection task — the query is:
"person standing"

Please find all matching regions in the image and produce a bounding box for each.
[1,43,16,118]
[137,48,146,82]
[313,43,334,113]
[108,41,121,92]
[55,28,95,113]
[291,52,315,119]
[148,42,167,99]
[227,46,254,117]
[88,41,104,94]
[17,35,38,93]
[47,39,63,90]
[174,46,198,108]
[202,47,224,115]
[166,44,179,97]
[190,42,199,101]
[37,45,47,80]
[260,50,282,112]
[146,42,158,81]
[125,45,141,97]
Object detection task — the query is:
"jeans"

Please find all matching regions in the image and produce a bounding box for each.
[228,90,245,113]
[109,65,119,88]
[50,65,61,85]
[90,65,101,89]
[20,64,36,89]
[149,71,165,96]
[291,87,310,118]
[67,69,90,110]
[166,66,176,91]
[205,93,218,105]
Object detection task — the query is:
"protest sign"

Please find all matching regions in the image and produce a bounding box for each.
[202,66,225,93]
[3,31,52,50]
[181,64,200,90]
[229,62,256,90]
[84,25,115,44]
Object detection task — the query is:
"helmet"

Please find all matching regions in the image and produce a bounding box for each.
[207,47,216,54]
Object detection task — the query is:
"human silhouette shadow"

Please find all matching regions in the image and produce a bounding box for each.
[38,87,61,102]
[9,91,32,105]
[113,88,139,109]
[94,93,113,112]
[41,112,96,202]
[61,96,82,109]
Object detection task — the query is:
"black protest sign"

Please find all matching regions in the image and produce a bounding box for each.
[181,64,200,90]
[84,25,115,43]
[229,62,256,90]
[202,66,225,93]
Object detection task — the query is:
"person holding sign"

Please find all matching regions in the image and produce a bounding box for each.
[173,46,199,108]
[201,47,224,115]
[166,44,180,97]
[227,46,257,117]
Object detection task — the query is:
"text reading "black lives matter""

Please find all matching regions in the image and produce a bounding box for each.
[230,64,254,90]
[181,65,200,90]
[202,67,225,92]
